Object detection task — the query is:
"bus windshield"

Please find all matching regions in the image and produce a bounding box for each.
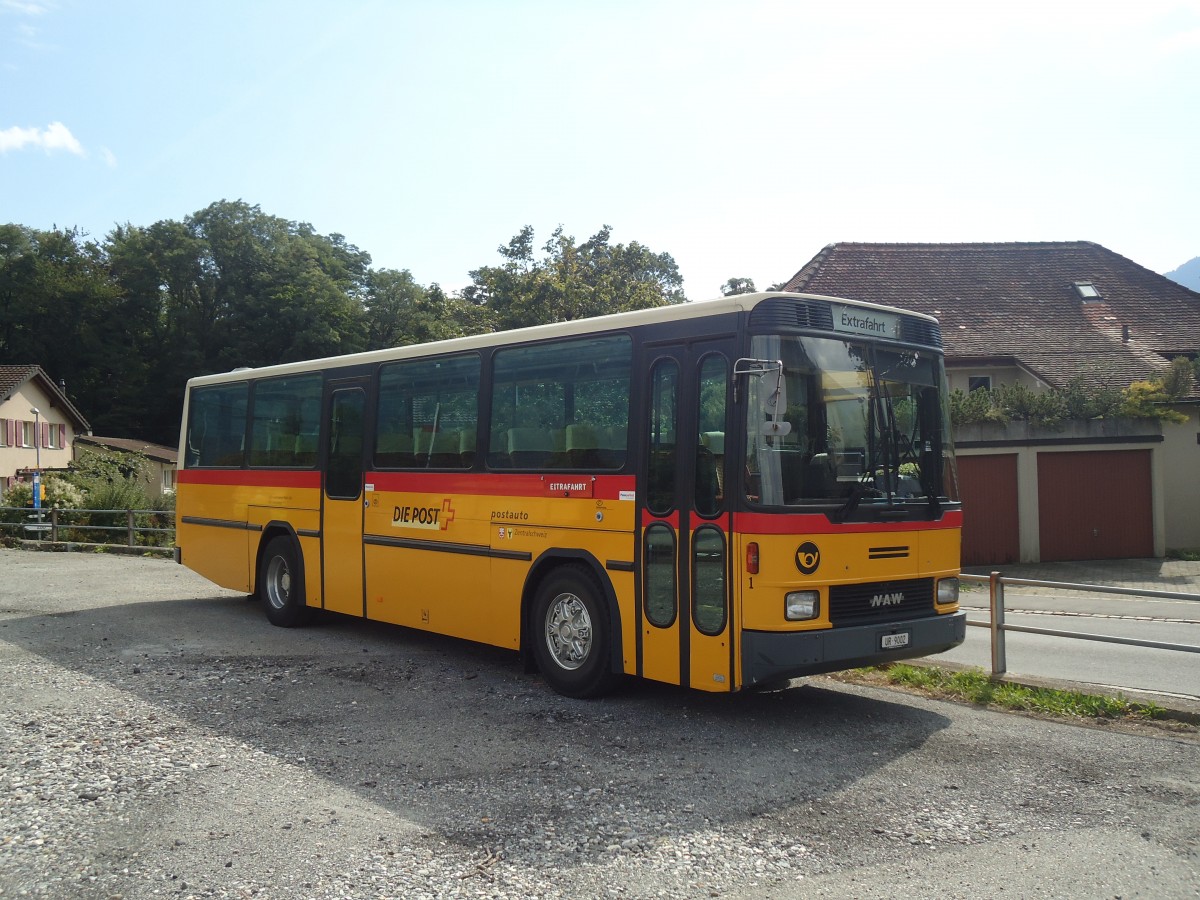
[744,333,957,516]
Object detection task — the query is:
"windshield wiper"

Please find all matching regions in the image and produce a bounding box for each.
[831,478,880,523]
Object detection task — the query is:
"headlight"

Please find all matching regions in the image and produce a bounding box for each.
[936,577,960,606]
[785,590,820,621]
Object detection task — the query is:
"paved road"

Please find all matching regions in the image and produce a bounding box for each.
[1,550,1199,899]
[939,588,1200,700]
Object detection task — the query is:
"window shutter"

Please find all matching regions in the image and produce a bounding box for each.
[41,422,50,448]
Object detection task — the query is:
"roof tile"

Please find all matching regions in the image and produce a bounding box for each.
[784,241,1200,389]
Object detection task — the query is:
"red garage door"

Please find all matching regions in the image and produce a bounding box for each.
[957,454,1020,567]
[1038,450,1153,562]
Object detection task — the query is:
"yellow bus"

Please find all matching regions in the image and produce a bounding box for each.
[175,292,964,697]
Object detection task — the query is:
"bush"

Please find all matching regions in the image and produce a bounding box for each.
[1162,356,1196,401]
[949,388,1006,426]
[0,474,86,511]
[65,447,157,510]
[951,376,1187,428]
[1120,381,1188,423]
[1059,376,1122,420]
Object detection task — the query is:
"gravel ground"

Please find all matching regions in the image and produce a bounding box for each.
[1,548,1198,899]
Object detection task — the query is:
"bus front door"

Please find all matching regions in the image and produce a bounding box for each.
[322,382,367,617]
[641,339,734,691]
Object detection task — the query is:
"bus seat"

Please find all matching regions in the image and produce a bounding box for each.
[566,423,600,467]
[803,453,837,499]
[459,429,477,467]
[428,431,461,468]
[251,420,283,464]
[695,446,719,515]
[376,432,414,468]
[293,432,319,466]
[702,432,725,496]
[599,425,628,468]
[487,430,510,468]
[508,428,552,468]
[648,447,676,511]
[412,427,431,463]
[412,427,448,465]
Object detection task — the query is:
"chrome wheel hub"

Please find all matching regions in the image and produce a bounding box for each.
[266,556,291,610]
[544,592,592,670]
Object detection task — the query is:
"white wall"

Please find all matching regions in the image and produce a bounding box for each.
[1160,406,1200,551]
[0,383,78,484]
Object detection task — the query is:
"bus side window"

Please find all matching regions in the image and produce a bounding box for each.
[248,375,321,468]
[377,354,479,469]
[489,335,632,471]
[695,356,728,517]
[187,383,248,468]
[647,359,679,515]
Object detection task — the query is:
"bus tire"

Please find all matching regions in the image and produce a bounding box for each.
[259,536,311,628]
[532,566,619,698]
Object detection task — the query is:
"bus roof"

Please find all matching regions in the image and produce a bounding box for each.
[184,291,939,388]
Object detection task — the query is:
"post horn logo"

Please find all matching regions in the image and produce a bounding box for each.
[795,541,820,575]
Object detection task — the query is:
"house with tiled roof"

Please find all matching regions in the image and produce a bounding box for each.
[783,241,1200,563]
[74,435,179,495]
[0,365,92,495]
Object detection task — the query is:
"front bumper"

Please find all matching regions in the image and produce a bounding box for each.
[742,610,967,687]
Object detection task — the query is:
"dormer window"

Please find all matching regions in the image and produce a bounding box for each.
[1074,281,1101,301]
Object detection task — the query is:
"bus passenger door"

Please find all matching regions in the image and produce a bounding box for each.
[322,381,368,617]
[640,339,735,691]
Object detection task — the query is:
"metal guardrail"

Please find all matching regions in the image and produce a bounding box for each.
[960,571,1200,675]
[0,506,174,548]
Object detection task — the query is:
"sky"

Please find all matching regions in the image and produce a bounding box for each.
[2,0,1199,300]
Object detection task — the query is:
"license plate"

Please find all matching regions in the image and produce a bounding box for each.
[881,631,910,650]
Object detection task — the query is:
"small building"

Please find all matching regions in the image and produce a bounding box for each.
[0,365,91,495]
[783,241,1200,563]
[73,435,179,496]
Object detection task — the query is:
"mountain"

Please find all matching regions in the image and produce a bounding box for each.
[1165,257,1200,292]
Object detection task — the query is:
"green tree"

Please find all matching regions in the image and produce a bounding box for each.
[1121,380,1188,423]
[1161,356,1196,400]
[1058,376,1122,420]
[0,224,39,360]
[67,445,155,496]
[463,225,685,330]
[184,200,370,368]
[721,277,756,296]
[0,225,126,432]
[104,202,374,443]
[364,270,490,349]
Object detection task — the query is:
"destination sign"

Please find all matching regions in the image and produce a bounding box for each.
[831,304,901,339]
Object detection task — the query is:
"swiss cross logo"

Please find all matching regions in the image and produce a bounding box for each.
[440,498,456,530]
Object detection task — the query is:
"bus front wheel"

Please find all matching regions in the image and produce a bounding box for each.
[259,536,312,628]
[532,566,619,698]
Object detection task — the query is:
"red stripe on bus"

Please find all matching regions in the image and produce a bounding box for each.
[733,508,963,535]
[176,469,322,489]
[178,468,636,499]
[640,510,681,528]
[365,471,636,500]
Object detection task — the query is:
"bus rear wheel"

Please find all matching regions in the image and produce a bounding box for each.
[259,536,311,628]
[532,566,619,698]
